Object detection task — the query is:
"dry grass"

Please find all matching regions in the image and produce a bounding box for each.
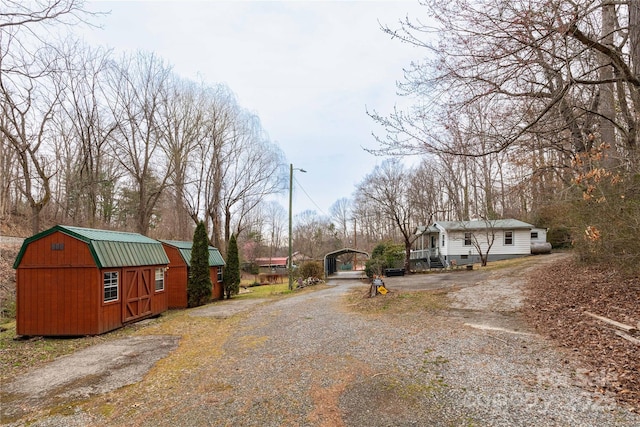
[0,278,331,387]
[236,281,331,299]
[1,281,335,424]
[0,317,158,384]
[468,254,544,272]
[343,287,448,316]
[80,309,238,425]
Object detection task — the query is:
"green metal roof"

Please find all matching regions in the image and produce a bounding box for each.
[435,219,534,231]
[160,240,225,267]
[14,225,169,269]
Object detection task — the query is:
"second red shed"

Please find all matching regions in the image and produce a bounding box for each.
[160,240,226,308]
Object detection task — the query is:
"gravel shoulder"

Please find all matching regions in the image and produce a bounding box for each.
[2,253,638,426]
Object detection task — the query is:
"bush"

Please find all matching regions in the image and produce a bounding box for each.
[187,221,212,307]
[223,234,241,299]
[547,226,573,249]
[298,260,323,280]
[0,297,16,322]
[365,241,404,278]
[568,147,640,274]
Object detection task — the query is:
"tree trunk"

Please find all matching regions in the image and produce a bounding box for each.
[599,3,617,168]
[30,204,42,235]
[480,254,488,267]
[404,238,412,273]
[631,0,640,78]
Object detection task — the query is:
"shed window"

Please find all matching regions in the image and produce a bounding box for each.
[217,267,223,283]
[504,231,514,245]
[104,271,118,302]
[464,232,472,246]
[155,268,164,291]
[531,231,538,239]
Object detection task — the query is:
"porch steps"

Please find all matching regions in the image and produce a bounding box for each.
[429,257,445,269]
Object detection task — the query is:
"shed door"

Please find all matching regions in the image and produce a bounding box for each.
[123,268,152,323]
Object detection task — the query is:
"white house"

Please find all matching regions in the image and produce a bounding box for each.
[530,227,552,254]
[411,219,538,268]
[530,228,547,244]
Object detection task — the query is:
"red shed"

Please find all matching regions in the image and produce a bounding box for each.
[160,240,225,308]
[13,225,170,336]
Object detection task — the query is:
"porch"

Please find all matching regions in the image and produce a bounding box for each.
[409,248,445,270]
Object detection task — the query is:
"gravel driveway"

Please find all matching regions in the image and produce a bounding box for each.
[2,254,638,426]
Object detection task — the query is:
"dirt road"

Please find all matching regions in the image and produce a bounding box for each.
[2,253,638,426]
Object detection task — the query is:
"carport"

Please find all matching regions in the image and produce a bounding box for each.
[324,247,369,276]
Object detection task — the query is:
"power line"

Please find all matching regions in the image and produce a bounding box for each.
[294,175,327,217]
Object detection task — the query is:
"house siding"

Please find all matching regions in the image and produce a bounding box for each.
[435,224,449,257]
[412,219,535,268]
[444,229,531,264]
[531,228,548,243]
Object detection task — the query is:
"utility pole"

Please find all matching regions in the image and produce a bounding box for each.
[288,163,306,290]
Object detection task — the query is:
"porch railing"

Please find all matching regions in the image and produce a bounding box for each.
[409,248,439,260]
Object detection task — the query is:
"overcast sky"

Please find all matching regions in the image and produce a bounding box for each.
[82,0,427,216]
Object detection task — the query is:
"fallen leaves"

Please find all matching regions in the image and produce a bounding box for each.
[523,260,640,411]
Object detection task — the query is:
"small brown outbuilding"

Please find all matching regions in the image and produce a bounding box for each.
[160,240,225,308]
[13,225,170,336]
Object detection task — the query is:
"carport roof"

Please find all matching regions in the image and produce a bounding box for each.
[324,247,369,258]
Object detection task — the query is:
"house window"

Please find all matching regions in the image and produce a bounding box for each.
[504,231,514,245]
[104,271,118,302]
[464,232,472,246]
[531,231,538,239]
[155,268,164,291]
[461,254,468,259]
[442,235,445,247]
[217,267,223,283]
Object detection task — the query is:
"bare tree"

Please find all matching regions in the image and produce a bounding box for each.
[220,116,285,245]
[293,210,341,260]
[370,0,639,173]
[462,220,498,267]
[408,157,444,224]
[53,39,119,227]
[0,114,17,220]
[105,51,174,235]
[355,159,424,272]
[261,200,287,262]
[196,85,239,247]
[176,85,225,237]
[178,83,285,250]
[159,76,207,239]
[0,44,64,233]
[329,197,352,243]
[0,0,89,32]
[0,0,96,232]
